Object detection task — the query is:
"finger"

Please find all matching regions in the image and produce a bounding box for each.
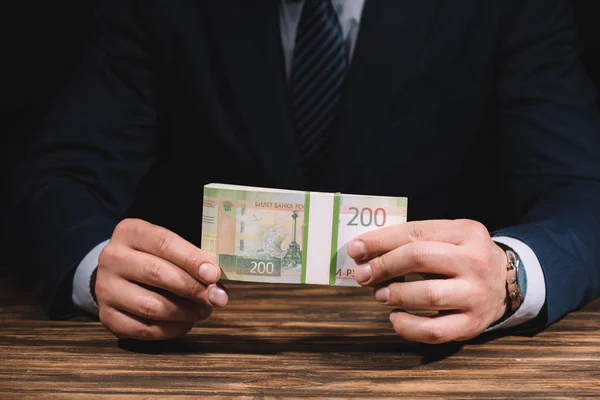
[374,279,472,311]
[115,219,220,284]
[102,278,212,322]
[354,241,462,286]
[99,306,194,340]
[111,248,229,308]
[389,310,478,344]
[348,219,486,261]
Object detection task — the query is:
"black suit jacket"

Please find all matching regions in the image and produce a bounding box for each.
[8,0,600,330]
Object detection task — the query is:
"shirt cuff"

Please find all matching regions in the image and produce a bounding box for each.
[72,239,110,315]
[486,236,546,331]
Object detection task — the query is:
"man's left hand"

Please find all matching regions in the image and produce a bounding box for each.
[347,219,508,344]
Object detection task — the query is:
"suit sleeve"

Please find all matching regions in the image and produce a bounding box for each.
[493,0,600,330]
[7,0,158,319]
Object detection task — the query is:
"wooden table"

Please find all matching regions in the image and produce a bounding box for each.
[1,268,599,399]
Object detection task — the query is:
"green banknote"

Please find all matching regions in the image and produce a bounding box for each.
[201,183,408,286]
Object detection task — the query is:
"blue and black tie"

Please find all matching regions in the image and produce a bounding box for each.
[290,0,347,181]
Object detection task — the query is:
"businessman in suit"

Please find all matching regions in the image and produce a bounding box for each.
[8,0,600,343]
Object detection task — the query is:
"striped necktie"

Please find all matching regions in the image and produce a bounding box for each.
[290,0,347,184]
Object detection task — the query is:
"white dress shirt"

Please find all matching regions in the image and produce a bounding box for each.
[73,0,546,331]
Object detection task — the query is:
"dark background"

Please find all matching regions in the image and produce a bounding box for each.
[1,1,598,269]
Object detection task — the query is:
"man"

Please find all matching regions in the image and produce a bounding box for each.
[8,0,600,343]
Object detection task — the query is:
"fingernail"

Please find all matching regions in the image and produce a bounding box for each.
[348,240,366,259]
[374,287,389,304]
[389,311,397,323]
[199,263,219,283]
[354,263,372,284]
[208,286,228,307]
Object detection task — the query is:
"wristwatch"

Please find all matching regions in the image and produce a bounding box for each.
[496,242,524,316]
[89,267,99,305]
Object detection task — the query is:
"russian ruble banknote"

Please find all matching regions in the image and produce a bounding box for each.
[201,183,407,286]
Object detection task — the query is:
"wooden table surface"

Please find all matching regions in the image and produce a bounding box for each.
[1,268,599,399]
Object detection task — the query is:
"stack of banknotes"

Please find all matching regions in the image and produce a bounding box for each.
[201,183,408,287]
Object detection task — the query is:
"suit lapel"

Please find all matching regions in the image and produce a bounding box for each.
[207,0,305,189]
[330,0,441,192]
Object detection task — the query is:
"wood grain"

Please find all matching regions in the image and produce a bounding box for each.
[1,268,599,399]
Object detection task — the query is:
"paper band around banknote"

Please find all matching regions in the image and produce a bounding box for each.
[202,183,408,286]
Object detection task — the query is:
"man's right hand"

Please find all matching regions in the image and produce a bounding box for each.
[96,218,228,340]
